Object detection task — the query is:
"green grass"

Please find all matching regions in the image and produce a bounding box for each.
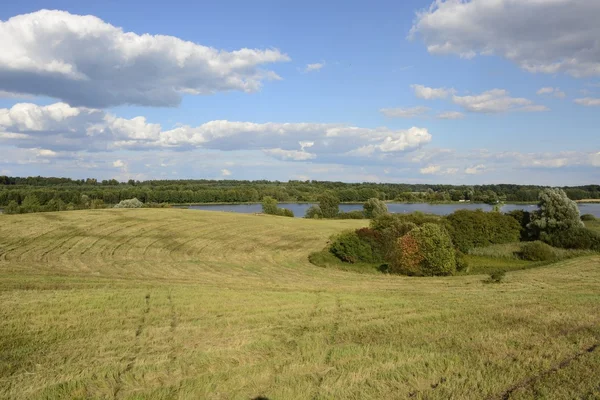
[1,209,600,399]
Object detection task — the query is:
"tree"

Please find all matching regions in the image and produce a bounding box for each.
[305,205,322,219]
[363,198,388,219]
[528,188,583,239]
[318,192,340,218]
[4,200,19,214]
[114,198,144,208]
[21,194,41,213]
[261,196,279,215]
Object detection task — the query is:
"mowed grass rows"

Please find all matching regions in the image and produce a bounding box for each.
[1,209,599,399]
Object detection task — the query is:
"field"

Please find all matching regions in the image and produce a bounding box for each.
[1,209,599,399]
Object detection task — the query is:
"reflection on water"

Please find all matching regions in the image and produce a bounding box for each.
[189,202,600,218]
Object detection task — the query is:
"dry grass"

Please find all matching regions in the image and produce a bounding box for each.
[1,209,599,399]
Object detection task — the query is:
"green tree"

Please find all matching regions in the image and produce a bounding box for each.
[318,192,340,218]
[528,188,583,239]
[305,205,322,219]
[4,200,19,214]
[363,198,388,219]
[261,196,279,215]
[21,194,41,213]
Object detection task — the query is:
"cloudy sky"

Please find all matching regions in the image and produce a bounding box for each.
[0,0,599,184]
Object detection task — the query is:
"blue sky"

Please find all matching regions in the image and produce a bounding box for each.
[0,0,599,184]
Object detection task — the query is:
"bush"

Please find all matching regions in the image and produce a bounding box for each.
[21,194,41,213]
[336,210,365,219]
[279,208,294,218]
[455,250,470,273]
[330,231,373,263]
[4,200,19,215]
[114,198,144,208]
[520,241,556,261]
[363,198,388,219]
[581,214,596,221]
[487,270,506,283]
[542,227,600,251]
[318,193,340,218]
[370,212,439,232]
[505,209,532,241]
[305,205,322,219]
[528,188,583,239]
[444,209,521,253]
[355,228,386,262]
[261,196,279,215]
[391,223,456,276]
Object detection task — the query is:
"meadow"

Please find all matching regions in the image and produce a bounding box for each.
[1,209,599,399]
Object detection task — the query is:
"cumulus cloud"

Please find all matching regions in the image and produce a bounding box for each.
[436,111,464,120]
[411,84,454,99]
[410,0,600,78]
[380,106,430,118]
[574,97,600,107]
[420,164,458,175]
[0,10,290,107]
[537,87,566,98]
[113,159,126,168]
[304,63,324,73]
[452,89,548,113]
[465,164,486,175]
[221,169,232,176]
[0,102,432,161]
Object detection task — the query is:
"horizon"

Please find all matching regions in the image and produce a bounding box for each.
[1,1,599,185]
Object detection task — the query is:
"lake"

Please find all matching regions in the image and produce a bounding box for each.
[188,202,600,218]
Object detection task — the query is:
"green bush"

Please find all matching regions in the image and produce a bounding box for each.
[261,196,279,215]
[329,231,373,264]
[318,193,340,218]
[4,200,19,215]
[305,205,322,219]
[370,212,439,232]
[355,228,386,262]
[363,198,388,219]
[391,223,456,276]
[444,209,521,253]
[542,227,600,251]
[279,208,295,218]
[505,209,532,241]
[487,270,506,283]
[519,241,556,261]
[455,250,470,273]
[581,214,596,221]
[336,210,365,219]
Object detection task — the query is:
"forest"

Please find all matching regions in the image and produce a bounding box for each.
[0,175,599,209]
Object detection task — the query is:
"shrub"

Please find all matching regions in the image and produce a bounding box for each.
[505,209,532,241]
[90,199,105,209]
[455,250,470,273]
[581,214,596,221]
[330,231,373,263]
[487,270,506,283]
[444,209,521,253]
[519,241,556,261]
[542,227,600,251]
[279,208,295,218]
[390,223,456,276]
[114,198,144,208]
[21,194,41,213]
[363,198,388,219]
[4,200,19,215]
[261,196,279,215]
[305,205,322,219]
[318,193,340,218]
[336,210,365,219]
[370,212,439,232]
[528,188,583,239]
[355,228,386,262]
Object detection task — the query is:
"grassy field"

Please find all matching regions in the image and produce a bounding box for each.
[1,209,599,399]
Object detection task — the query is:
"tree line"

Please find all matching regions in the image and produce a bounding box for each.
[1,175,599,208]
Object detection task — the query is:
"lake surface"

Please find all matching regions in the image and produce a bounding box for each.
[189,202,600,218]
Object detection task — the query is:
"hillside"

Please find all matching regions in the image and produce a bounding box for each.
[1,209,599,399]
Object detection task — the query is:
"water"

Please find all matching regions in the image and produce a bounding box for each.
[189,202,600,218]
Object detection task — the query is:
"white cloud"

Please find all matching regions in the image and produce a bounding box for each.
[436,111,464,120]
[411,84,454,99]
[537,87,566,98]
[574,97,600,107]
[465,164,486,175]
[420,164,457,175]
[410,0,600,78]
[113,159,126,168]
[0,102,432,160]
[380,106,430,118]
[0,10,290,107]
[304,63,324,73]
[221,169,232,176]
[452,89,548,113]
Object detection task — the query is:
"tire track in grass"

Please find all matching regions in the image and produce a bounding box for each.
[489,341,600,400]
[311,295,341,400]
[113,293,151,399]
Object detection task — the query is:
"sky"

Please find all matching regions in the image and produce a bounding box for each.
[0,0,599,185]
